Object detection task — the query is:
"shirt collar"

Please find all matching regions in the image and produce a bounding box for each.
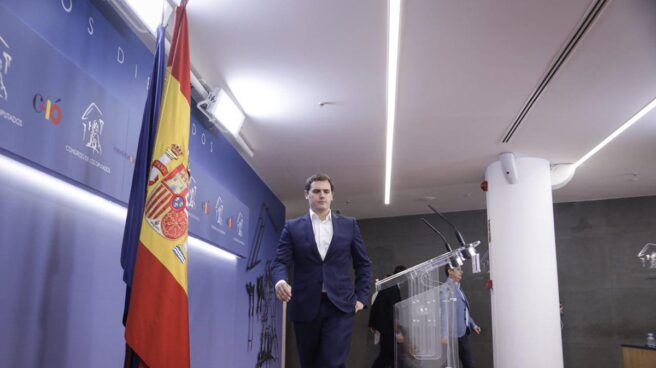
[309,209,332,222]
[447,277,461,288]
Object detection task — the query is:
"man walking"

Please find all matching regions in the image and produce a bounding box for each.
[272,174,371,368]
[368,265,406,368]
[442,265,481,368]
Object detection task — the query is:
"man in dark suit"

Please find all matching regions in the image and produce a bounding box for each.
[368,265,406,368]
[272,174,371,368]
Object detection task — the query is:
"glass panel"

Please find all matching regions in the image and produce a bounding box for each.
[393,267,459,368]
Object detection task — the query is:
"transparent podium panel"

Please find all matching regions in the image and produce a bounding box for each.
[376,241,480,368]
[392,269,459,368]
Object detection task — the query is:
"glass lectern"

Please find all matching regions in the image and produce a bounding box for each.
[375,241,480,368]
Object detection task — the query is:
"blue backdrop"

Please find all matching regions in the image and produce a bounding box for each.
[0,1,285,367]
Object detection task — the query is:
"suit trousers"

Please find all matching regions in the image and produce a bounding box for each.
[371,331,395,368]
[458,330,475,368]
[293,295,355,368]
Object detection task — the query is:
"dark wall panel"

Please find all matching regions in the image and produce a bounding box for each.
[285,196,656,368]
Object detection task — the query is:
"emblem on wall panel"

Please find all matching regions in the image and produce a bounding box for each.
[187,175,197,209]
[0,33,21,128]
[0,35,11,101]
[215,195,224,225]
[237,212,244,238]
[81,102,104,155]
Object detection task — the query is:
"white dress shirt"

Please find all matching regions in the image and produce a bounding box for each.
[310,209,333,260]
[275,210,334,290]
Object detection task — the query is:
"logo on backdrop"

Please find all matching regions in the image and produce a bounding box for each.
[0,35,22,128]
[186,175,200,222]
[237,212,244,238]
[187,176,197,209]
[81,102,104,155]
[33,94,63,125]
[63,102,111,175]
[215,196,224,225]
[0,36,11,101]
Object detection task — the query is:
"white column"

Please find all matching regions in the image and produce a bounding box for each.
[485,156,563,368]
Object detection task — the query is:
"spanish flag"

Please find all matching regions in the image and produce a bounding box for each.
[122,3,191,367]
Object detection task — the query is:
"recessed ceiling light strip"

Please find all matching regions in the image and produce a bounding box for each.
[385,0,401,205]
[574,96,656,169]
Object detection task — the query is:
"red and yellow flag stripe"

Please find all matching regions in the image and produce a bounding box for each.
[125,4,191,368]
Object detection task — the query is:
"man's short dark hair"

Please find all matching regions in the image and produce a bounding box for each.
[304,174,334,192]
[444,264,454,277]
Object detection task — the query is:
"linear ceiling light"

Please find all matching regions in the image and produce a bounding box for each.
[0,153,238,262]
[385,0,401,205]
[573,96,656,169]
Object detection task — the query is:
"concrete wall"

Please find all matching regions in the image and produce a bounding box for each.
[284,196,656,368]
[554,196,656,367]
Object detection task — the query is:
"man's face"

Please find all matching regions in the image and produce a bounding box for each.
[449,266,463,283]
[305,180,333,214]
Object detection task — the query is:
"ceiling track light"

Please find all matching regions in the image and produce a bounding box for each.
[198,88,246,136]
[110,1,251,159]
[197,88,254,157]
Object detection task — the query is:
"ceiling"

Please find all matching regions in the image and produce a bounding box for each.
[184,0,656,219]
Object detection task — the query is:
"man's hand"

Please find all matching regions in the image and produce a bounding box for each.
[275,281,292,302]
[473,326,481,334]
[355,301,364,313]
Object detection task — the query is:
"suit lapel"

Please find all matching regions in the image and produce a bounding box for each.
[459,287,470,309]
[324,212,339,259]
[303,214,323,261]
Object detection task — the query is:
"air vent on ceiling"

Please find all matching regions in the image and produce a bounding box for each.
[502,0,609,143]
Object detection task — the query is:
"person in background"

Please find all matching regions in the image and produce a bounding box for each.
[272,173,371,368]
[369,265,407,368]
[441,265,481,368]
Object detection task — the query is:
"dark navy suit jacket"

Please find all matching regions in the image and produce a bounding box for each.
[272,212,371,322]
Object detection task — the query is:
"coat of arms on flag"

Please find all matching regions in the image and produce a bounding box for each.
[145,144,189,240]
